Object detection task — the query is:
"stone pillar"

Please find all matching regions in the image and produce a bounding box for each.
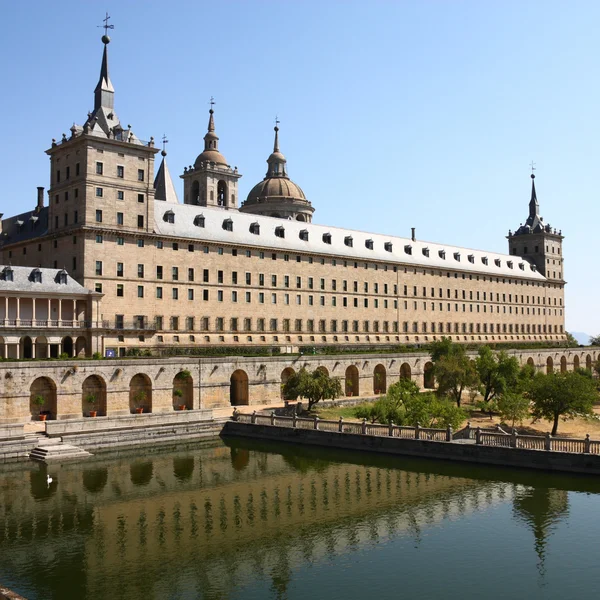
[73,299,76,325]
[58,299,62,324]
[47,298,51,324]
[31,341,36,359]
[32,297,36,325]
[16,297,20,325]
[3,296,7,324]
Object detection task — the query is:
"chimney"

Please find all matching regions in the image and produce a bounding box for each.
[36,187,44,212]
[411,227,416,242]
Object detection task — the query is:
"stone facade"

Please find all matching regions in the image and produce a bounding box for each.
[0,35,567,357]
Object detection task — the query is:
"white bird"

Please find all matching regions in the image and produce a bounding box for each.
[46,475,53,486]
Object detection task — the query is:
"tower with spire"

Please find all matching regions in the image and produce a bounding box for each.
[180,104,241,208]
[507,173,564,282]
[43,26,158,282]
[240,122,314,222]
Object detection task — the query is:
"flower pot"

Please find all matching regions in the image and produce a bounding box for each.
[39,414,47,422]
[135,407,144,414]
[179,405,186,411]
[89,410,97,418]
[348,392,353,397]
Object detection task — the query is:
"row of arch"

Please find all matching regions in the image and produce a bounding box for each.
[0,335,86,359]
[29,373,194,420]
[540,354,593,374]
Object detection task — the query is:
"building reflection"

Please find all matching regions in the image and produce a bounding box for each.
[0,439,587,599]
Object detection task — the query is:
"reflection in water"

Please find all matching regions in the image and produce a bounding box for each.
[0,439,599,599]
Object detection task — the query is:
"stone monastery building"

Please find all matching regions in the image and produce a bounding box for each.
[0,35,566,358]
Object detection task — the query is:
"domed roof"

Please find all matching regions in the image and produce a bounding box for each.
[194,149,228,168]
[247,177,306,203]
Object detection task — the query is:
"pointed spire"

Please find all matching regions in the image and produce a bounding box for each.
[529,173,539,220]
[94,35,114,112]
[266,120,287,178]
[203,99,219,152]
[273,117,280,153]
[154,147,180,204]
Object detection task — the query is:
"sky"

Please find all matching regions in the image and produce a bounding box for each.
[1,1,598,335]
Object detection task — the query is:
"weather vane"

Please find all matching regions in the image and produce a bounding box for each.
[530,161,536,174]
[275,115,280,127]
[98,12,114,37]
[209,96,215,110]
[162,134,169,153]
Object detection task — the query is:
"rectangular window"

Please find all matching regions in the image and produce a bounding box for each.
[117,165,124,178]
[172,288,179,300]
[188,268,194,282]
[156,287,163,299]
[95,261,103,276]
[96,187,103,197]
[117,212,124,225]
[188,289,194,300]
[137,215,144,228]
[96,234,103,244]
[203,269,209,283]
[172,267,179,280]
[117,262,123,277]
[137,285,144,298]
[95,209,103,223]
[138,169,145,181]
[96,162,103,175]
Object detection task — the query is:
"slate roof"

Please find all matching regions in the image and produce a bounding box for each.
[0,265,95,295]
[1,208,48,245]
[153,202,546,281]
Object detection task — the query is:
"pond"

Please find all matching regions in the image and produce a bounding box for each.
[1,437,599,599]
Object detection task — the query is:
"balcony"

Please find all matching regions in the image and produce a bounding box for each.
[0,319,92,329]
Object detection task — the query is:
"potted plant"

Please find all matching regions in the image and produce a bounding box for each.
[176,369,192,381]
[86,393,97,417]
[133,390,146,414]
[346,381,353,397]
[173,387,185,410]
[374,372,382,394]
[33,395,46,421]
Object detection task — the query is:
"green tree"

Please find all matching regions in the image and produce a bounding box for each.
[429,337,455,362]
[354,379,419,424]
[402,393,465,429]
[475,347,520,415]
[434,352,479,407]
[497,392,530,428]
[282,368,342,411]
[528,372,598,436]
[590,334,600,347]
[565,332,579,348]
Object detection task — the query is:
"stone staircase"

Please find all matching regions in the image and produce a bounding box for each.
[29,435,92,463]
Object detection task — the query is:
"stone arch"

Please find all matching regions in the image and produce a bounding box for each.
[30,376,57,420]
[281,367,295,400]
[129,373,152,414]
[546,356,554,374]
[423,361,435,389]
[62,336,73,357]
[173,371,193,410]
[35,335,49,359]
[560,356,567,373]
[230,369,249,406]
[573,355,580,371]
[20,336,33,359]
[373,364,386,394]
[296,214,306,222]
[82,375,107,417]
[400,362,411,380]
[173,457,195,481]
[316,366,329,377]
[345,365,359,397]
[586,354,592,371]
[191,180,200,205]
[217,180,228,206]
[527,357,535,368]
[75,336,87,357]
[130,461,153,486]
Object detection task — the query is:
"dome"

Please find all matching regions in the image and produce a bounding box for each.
[246,177,307,203]
[194,149,228,168]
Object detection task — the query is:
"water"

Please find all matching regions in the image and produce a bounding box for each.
[1,438,600,600]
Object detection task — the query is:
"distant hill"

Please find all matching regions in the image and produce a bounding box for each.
[570,331,592,346]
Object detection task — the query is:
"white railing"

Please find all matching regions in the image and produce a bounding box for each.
[0,319,90,329]
[234,411,600,455]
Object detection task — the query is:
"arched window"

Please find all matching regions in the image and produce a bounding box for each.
[217,180,227,206]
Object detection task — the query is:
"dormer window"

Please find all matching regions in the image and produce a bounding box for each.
[384,242,393,252]
[422,247,430,257]
[250,222,260,235]
[163,210,175,224]
[507,260,513,269]
[2,266,13,282]
[494,258,501,267]
[482,256,488,265]
[344,236,353,247]
[16,220,24,232]
[222,218,233,232]
[468,254,474,264]
[275,226,285,239]
[519,262,525,271]
[299,229,309,241]
[194,214,205,228]
[404,245,412,255]
[454,252,460,262]
[531,264,537,272]
[439,250,446,259]
[322,233,332,244]
[57,270,68,284]
[31,268,42,283]
[365,239,374,250]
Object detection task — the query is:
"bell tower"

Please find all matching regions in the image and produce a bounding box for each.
[180,103,241,208]
[507,173,564,283]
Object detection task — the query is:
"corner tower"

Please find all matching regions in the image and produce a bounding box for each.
[240,122,314,222]
[180,106,241,208]
[507,173,564,282]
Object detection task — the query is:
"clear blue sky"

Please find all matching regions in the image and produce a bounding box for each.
[1,1,598,335]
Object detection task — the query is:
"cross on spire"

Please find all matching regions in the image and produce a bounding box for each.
[98,12,114,37]
[162,134,169,152]
[275,115,280,127]
[530,161,536,175]
[209,96,215,110]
